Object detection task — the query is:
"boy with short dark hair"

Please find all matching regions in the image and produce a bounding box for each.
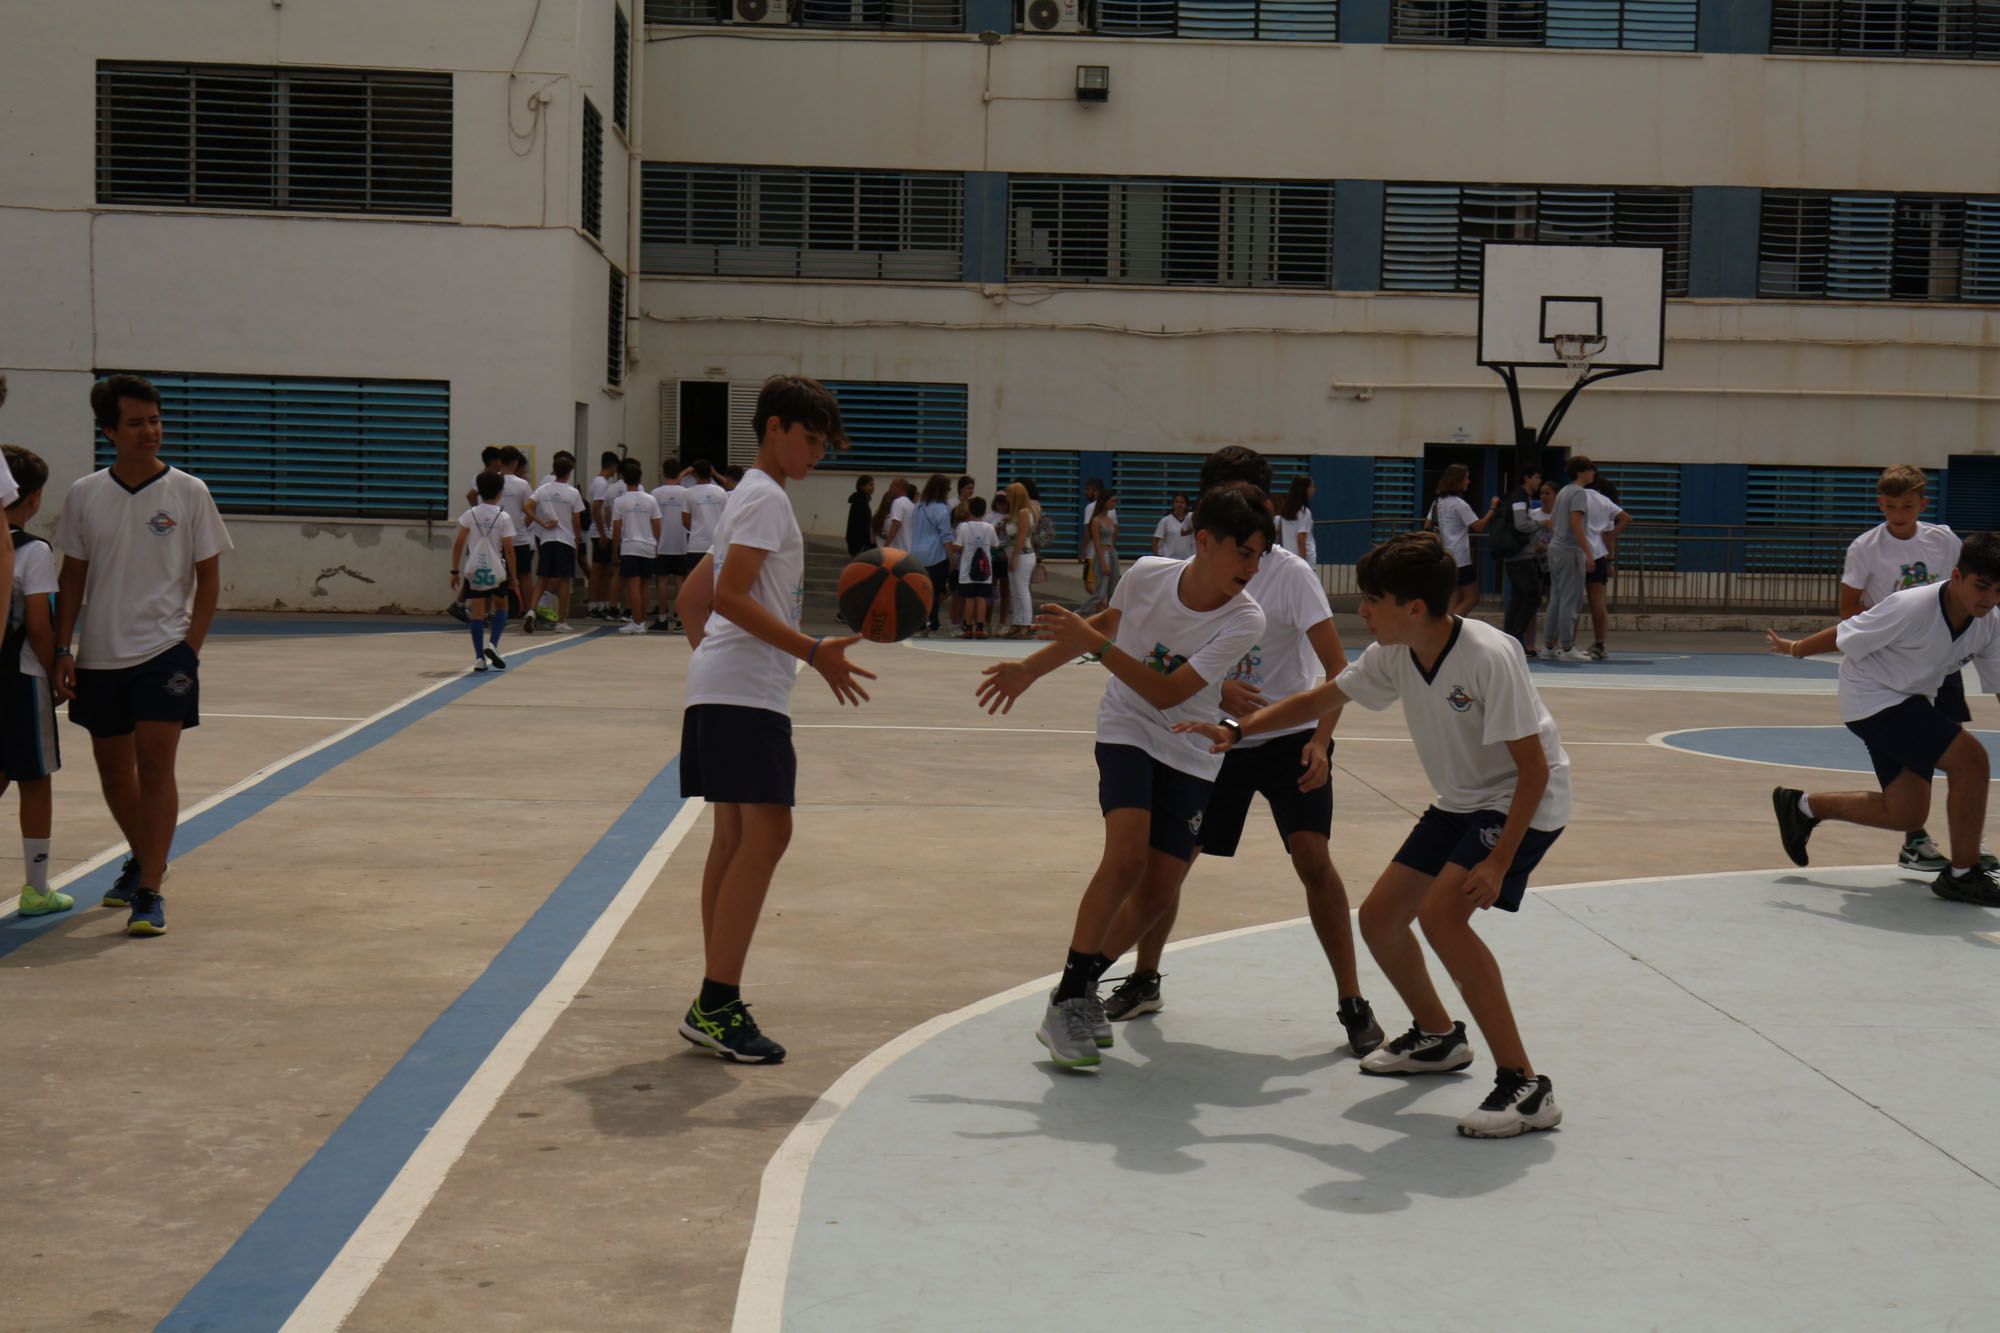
[610,458,661,634]
[950,496,998,639]
[524,455,587,631]
[2,446,69,916]
[1544,455,1596,660]
[450,470,521,672]
[1182,531,1570,1137]
[56,374,234,936]
[1768,531,2000,905]
[976,485,1272,1071]
[650,459,689,632]
[1495,465,1543,652]
[1838,464,1968,873]
[587,450,621,618]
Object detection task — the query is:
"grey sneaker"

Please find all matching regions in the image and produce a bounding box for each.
[1036,994,1102,1069]
[1082,988,1113,1049]
[1898,834,1949,873]
[1102,971,1164,1023]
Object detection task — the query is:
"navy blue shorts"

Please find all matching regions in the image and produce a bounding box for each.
[1196,733,1334,858]
[960,582,994,603]
[681,704,795,807]
[620,553,655,580]
[1095,743,1214,864]
[1391,806,1564,912]
[1455,564,1477,587]
[591,538,615,565]
[0,671,61,781]
[536,543,576,579]
[1587,556,1610,586]
[1846,694,1964,788]
[69,641,202,740]
[654,553,689,578]
[1936,668,1971,722]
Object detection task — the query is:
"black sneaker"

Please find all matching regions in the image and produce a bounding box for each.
[678,999,786,1064]
[1357,1020,1475,1076]
[1337,996,1385,1057]
[102,855,141,909]
[1932,864,2000,907]
[1456,1067,1561,1138]
[484,647,508,671]
[1102,971,1163,1022]
[1772,786,1818,867]
[447,602,470,624]
[1584,642,1607,662]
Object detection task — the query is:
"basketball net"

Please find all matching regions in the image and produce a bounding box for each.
[1551,333,1608,383]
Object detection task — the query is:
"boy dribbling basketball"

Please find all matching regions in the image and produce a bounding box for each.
[975,485,1272,1071]
[674,375,871,1064]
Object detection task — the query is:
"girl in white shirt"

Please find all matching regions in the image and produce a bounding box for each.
[1424,463,1500,616]
[675,375,876,1066]
[1151,493,1195,559]
[1277,476,1318,567]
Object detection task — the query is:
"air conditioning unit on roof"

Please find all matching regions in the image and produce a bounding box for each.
[734,0,794,24]
[1022,0,1092,33]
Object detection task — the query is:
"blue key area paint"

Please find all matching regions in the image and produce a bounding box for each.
[156,756,687,1332]
[1529,652,1836,679]
[211,614,510,637]
[0,630,606,957]
[1659,726,2000,776]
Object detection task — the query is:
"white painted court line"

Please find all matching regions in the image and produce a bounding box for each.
[202,712,370,722]
[794,724,1648,747]
[0,634,582,921]
[1648,726,2000,778]
[277,796,706,1333]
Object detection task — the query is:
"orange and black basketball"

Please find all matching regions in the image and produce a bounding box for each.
[838,548,934,643]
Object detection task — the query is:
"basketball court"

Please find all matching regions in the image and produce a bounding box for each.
[4,613,1996,1332]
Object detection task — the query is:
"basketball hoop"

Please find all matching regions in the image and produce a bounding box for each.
[1550,333,1608,381]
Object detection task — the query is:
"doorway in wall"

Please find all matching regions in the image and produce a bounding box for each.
[1421,443,1558,592]
[677,382,729,471]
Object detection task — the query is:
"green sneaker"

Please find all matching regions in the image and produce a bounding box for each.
[18,884,75,917]
[102,856,141,908]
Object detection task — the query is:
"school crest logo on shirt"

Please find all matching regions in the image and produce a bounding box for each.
[1144,644,1188,676]
[1446,685,1475,713]
[146,510,178,536]
[1898,560,1935,589]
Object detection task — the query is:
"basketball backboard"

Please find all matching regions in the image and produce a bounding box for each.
[1477,242,1666,372]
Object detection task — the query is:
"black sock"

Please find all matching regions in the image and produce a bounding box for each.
[1054,950,1112,1003]
[699,978,741,1012]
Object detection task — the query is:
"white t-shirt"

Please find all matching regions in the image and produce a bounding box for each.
[1583,490,1625,561]
[1835,582,2000,723]
[0,450,16,508]
[1842,521,1961,610]
[457,502,518,592]
[885,494,916,551]
[586,473,614,539]
[684,482,729,553]
[685,468,806,716]
[9,531,58,678]
[1335,616,1572,830]
[499,474,533,546]
[954,519,999,584]
[1223,546,1334,747]
[1153,513,1195,559]
[1278,508,1317,566]
[1430,495,1478,567]
[651,484,689,556]
[612,488,662,557]
[55,466,233,670]
[1096,555,1266,780]
[528,481,585,548]
[1531,505,1554,557]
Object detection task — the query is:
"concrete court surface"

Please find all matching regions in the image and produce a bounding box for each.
[0,617,1995,1331]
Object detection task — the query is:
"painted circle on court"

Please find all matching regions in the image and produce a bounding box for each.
[1653,725,2000,776]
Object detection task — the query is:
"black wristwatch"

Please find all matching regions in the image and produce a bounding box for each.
[1220,717,1242,743]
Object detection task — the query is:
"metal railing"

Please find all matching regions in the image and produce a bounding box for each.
[1310,518,1857,614]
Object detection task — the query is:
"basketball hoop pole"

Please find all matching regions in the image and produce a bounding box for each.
[1492,362,1648,466]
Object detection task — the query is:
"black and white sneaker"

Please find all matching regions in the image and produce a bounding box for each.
[484,647,508,671]
[1102,971,1163,1022]
[1456,1067,1562,1138]
[1932,864,2000,907]
[1583,643,1607,662]
[1772,786,1818,867]
[678,998,786,1064]
[1337,996,1385,1057]
[447,602,470,625]
[1358,1020,1475,1076]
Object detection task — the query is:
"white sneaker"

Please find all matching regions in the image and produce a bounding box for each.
[551,621,573,632]
[472,657,489,673]
[1359,1020,1475,1075]
[1457,1068,1562,1138]
[1035,995,1102,1069]
[617,621,647,635]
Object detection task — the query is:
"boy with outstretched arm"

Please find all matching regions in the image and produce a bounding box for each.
[1767,531,2000,906]
[674,375,872,1065]
[2,446,69,916]
[975,485,1271,1071]
[1179,532,1570,1138]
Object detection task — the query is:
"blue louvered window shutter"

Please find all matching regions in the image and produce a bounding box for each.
[1373,458,1422,527]
[1945,457,2000,532]
[1964,199,2000,301]
[1773,1,2000,58]
[93,373,450,519]
[1007,178,1333,288]
[1618,0,1697,46]
[1381,185,1463,291]
[1110,453,1206,560]
[1596,462,1679,569]
[1097,0,1178,34]
[821,382,968,473]
[1759,191,1830,296]
[996,450,1083,555]
[1745,464,1918,572]
[1827,194,1894,299]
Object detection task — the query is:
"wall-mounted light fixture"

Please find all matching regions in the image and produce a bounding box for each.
[1075,65,1109,104]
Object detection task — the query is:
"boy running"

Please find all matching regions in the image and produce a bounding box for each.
[975,486,1271,1072]
[524,455,587,631]
[1180,532,1570,1138]
[450,471,522,671]
[676,375,868,1064]
[54,375,234,937]
[3,446,69,916]
[1838,465,1967,873]
[1767,531,2000,905]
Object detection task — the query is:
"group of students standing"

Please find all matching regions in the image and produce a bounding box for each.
[847,473,1050,638]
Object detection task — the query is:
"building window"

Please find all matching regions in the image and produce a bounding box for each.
[1090,0,1339,40]
[1109,453,1311,558]
[614,7,631,135]
[97,63,452,216]
[1008,177,1335,288]
[91,372,451,518]
[644,0,967,27]
[641,165,963,279]
[1381,184,1692,294]
[821,382,968,471]
[608,266,626,386]
[582,100,604,240]
[1772,1,2000,59]
[1390,0,1697,50]
[1759,190,2000,302]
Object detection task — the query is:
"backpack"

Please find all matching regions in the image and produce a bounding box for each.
[1490,493,1531,561]
[968,534,993,584]
[1034,507,1056,554]
[463,510,505,590]
[2,529,48,685]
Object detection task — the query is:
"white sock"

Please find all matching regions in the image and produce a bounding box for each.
[23,838,50,894]
[1951,865,1972,877]
[1797,794,1814,818]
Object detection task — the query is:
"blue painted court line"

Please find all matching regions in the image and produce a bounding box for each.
[156,756,687,1333]
[0,630,606,959]
[1530,652,1837,680]
[1660,725,2000,775]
